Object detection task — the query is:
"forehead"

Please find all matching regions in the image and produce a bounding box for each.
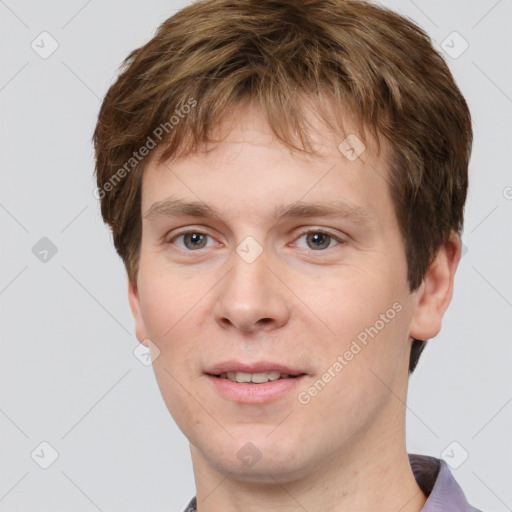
[141,104,393,226]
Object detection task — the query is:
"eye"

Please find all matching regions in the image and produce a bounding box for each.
[172,231,216,250]
[295,230,341,250]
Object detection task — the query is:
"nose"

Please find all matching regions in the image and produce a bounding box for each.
[213,248,291,333]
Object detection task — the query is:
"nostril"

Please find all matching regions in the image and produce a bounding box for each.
[219,318,232,327]
[217,316,275,332]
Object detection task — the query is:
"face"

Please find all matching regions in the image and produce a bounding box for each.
[129,104,447,483]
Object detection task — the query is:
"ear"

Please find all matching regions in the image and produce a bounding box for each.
[409,231,462,341]
[128,279,149,345]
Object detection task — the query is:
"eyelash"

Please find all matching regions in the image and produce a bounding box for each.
[167,228,345,252]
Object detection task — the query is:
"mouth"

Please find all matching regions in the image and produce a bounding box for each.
[205,361,308,403]
[209,370,304,384]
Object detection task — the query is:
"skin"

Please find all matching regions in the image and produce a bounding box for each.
[128,104,461,512]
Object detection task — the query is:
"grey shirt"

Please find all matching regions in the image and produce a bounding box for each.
[182,454,483,511]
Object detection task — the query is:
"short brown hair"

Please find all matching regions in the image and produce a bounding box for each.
[93,0,472,372]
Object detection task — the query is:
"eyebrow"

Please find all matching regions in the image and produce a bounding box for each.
[274,200,373,222]
[144,198,223,221]
[144,197,374,224]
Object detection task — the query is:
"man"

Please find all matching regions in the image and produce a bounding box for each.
[93,0,480,510]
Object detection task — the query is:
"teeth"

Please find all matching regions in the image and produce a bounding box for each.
[219,371,295,383]
[251,372,271,383]
[235,371,252,383]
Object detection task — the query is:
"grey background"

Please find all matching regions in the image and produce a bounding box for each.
[0,0,511,511]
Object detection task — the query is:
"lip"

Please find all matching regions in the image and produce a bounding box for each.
[206,374,307,404]
[204,360,308,404]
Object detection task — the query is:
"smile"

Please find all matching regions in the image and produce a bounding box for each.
[205,361,308,403]
[214,371,301,384]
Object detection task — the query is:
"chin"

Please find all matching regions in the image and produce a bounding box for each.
[196,433,317,483]
[213,454,311,484]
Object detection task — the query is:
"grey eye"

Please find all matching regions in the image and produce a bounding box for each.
[304,232,334,250]
[175,232,213,250]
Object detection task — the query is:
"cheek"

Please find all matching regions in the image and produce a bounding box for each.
[296,302,411,445]
[137,258,206,341]
[136,262,212,411]
[137,267,207,433]
[294,266,412,406]
[292,265,406,343]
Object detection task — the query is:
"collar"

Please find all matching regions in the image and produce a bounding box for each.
[409,454,482,511]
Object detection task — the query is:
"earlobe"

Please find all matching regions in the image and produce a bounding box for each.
[409,232,462,341]
[128,279,148,343]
